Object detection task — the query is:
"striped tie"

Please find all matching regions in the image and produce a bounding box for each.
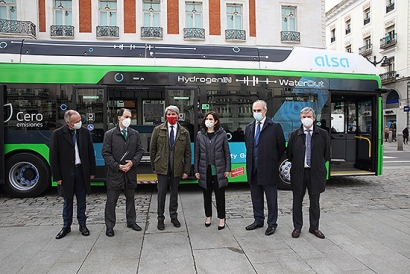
[306,130,311,166]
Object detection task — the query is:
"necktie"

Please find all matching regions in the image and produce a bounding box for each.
[306,130,312,166]
[122,129,127,140]
[170,126,174,147]
[255,122,261,146]
[72,130,76,146]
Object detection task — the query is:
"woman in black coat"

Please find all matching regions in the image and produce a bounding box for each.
[194,111,231,230]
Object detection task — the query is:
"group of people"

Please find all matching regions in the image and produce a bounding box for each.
[50,100,330,241]
[384,124,409,144]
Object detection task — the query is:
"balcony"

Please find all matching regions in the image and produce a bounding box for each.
[364,17,370,25]
[141,27,163,39]
[380,71,397,84]
[0,19,36,38]
[386,3,394,13]
[281,31,300,43]
[50,25,74,38]
[330,37,336,43]
[183,28,205,40]
[380,33,397,49]
[345,28,351,35]
[96,26,119,38]
[225,29,246,41]
[359,44,372,56]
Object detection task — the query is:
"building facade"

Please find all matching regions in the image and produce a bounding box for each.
[325,0,410,134]
[0,0,325,48]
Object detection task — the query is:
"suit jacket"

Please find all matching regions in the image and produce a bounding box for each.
[244,117,286,185]
[102,125,144,190]
[150,122,191,177]
[287,125,331,195]
[49,124,96,198]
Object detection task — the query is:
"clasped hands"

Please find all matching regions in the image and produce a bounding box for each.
[119,160,133,173]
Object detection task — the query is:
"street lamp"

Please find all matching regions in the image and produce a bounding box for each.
[367,55,391,67]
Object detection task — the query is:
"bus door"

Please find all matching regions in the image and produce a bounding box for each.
[165,86,199,177]
[330,94,377,175]
[73,85,107,179]
[0,85,5,184]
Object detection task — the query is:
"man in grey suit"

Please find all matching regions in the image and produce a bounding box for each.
[244,100,286,236]
[102,108,144,237]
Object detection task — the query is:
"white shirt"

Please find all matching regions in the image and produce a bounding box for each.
[168,122,178,139]
[254,117,266,136]
[73,130,81,165]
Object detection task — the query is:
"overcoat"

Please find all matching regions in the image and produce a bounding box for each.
[244,118,286,185]
[150,122,191,177]
[49,124,96,198]
[101,125,144,190]
[287,125,331,195]
[194,127,231,189]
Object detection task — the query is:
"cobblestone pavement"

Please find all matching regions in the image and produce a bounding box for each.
[1,166,409,228]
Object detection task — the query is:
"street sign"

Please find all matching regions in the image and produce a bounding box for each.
[404,106,409,112]
[202,104,210,110]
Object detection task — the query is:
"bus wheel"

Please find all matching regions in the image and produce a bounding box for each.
[278,159,291,190]
[3,153,50,198]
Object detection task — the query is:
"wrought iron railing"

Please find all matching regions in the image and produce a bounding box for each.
[330,37,336,43]
[96,26,119,38]
[225,29,246,41]
[183,28,205,40]
[380,33,397,49]
[386,3,394,13]
[50,25,74,37]
[345,28,351,35]
[359,44,372,56]
[380,71,397,83]
[140,27,163,38]
[0,19,36,38]
[281,31,300,42]
[364,17,370,25]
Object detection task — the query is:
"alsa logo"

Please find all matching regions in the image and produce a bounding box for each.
[315,55,350,68]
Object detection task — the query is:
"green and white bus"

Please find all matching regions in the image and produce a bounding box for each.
[0,39,383,197]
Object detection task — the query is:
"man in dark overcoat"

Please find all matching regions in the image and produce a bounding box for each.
[102,108,144,237]
[50,110,96,239]
[244,100,286,236]
[287,107,330,239]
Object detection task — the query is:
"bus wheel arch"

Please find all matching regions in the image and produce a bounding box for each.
[3,152,51,198]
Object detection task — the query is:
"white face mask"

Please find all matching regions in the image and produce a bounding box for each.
[205,120,214,128]
[73,121,82,130]
[253,113,263,121]
[122,118,131,128]
[301,117,314,128]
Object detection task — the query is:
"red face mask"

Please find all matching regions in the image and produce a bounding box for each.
[166,116,178,125]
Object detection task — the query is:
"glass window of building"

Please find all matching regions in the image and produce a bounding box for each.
[281,6,296,32]
[99,0,117,26]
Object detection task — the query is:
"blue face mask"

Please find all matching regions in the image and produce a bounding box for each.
[253,113,263,121]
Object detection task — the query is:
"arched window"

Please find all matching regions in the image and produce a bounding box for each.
[386,90,399,108]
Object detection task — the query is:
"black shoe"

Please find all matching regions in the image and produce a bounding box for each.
[265,226,276,236]
[106,227,114,237]
[171,218,181,228]
[157,220,165,230]
[205,217,211,227]
[245,222,263,230]
[56,227,71,239]
[127,223,142,231]
[309,228,325,239]
[218,219,226,230]
[292,229,301,238]
[79,225,90,236]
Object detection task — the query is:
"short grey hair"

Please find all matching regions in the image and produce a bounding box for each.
[253,100,267,110]
[165,105,180,115]
[300,107,316,118]
[64,110,80,122]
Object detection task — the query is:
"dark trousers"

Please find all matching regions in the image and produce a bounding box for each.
[203,166,226,219]
[157,173,181,221]
[105,188,136,229]
[292,168,320,230]
[249,172,278,227]
[63,166,86,227]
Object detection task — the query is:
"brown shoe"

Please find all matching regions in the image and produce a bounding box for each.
[309,228,325,239]
[171,218,181,228]
[292,229,301,238]
[157,220,165,230]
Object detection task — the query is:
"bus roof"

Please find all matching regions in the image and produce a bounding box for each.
[0,39,378,75]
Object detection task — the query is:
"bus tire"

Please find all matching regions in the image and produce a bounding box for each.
[3,153,50,198]
[278,158,291,190]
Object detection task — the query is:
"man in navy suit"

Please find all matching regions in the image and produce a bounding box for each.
[244,100,286,236]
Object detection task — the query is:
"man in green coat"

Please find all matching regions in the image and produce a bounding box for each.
[150,105,191,230]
